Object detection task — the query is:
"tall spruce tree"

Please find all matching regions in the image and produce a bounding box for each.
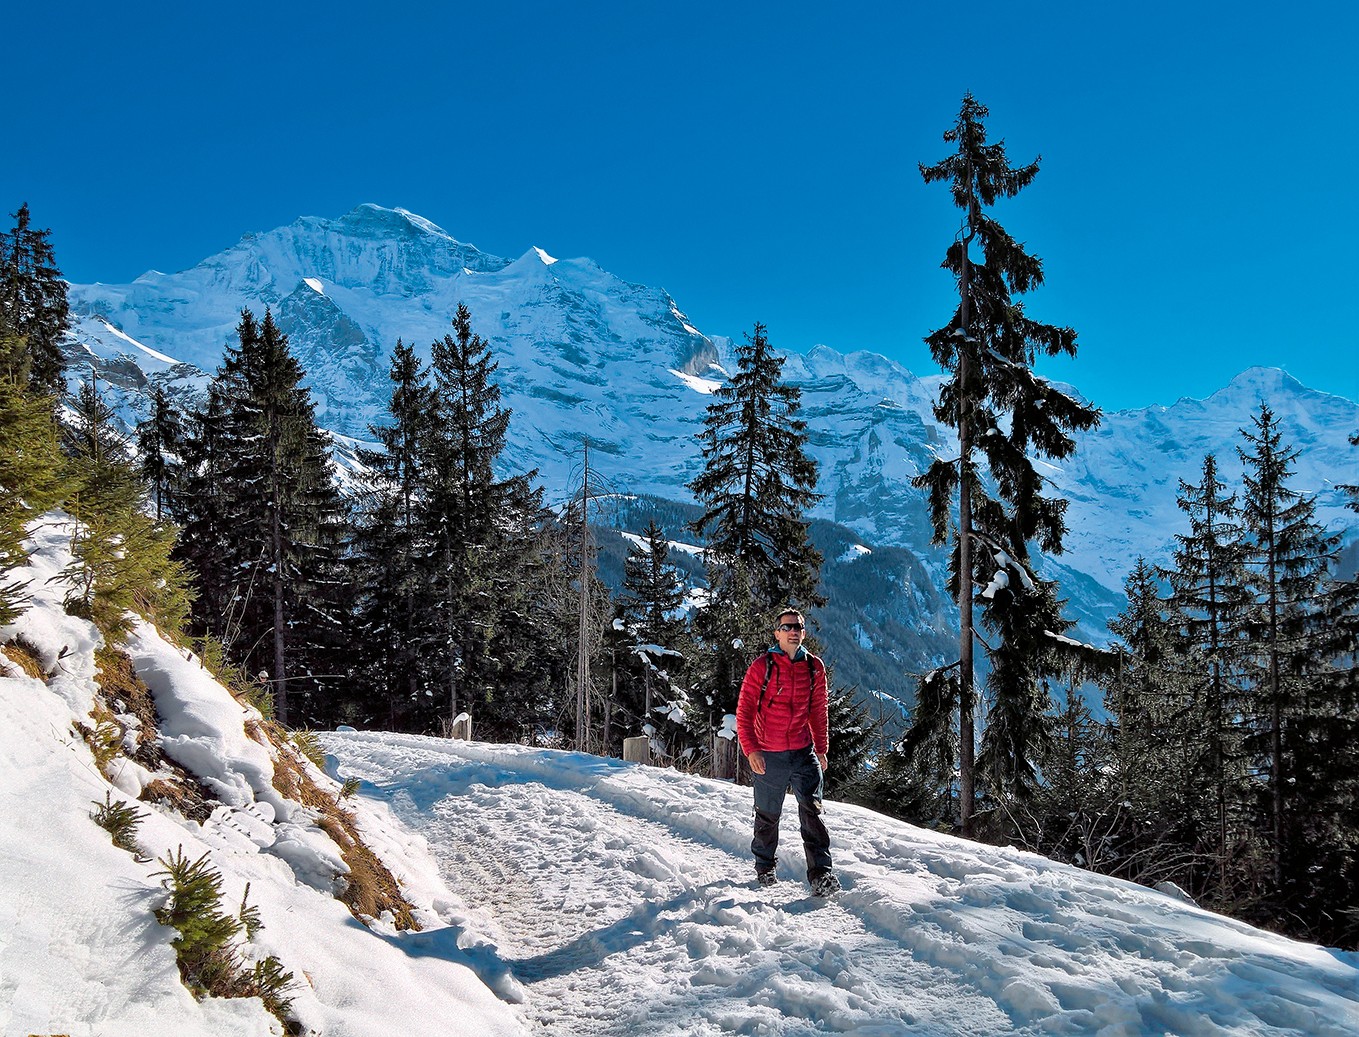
[423,303,543,736]
[1340,431,1358,514]
[171,387,236,642]
[688,323,824,745]
[893,664,962,821]
[1102,558,1207,889]
[1237,404,1347,903]
[0,340,64,623]
[61,376,192,639]
[620,519,687,649]
[1023,692,1118,871]
[824,687,877,800]
[1164,453,1252,894]
[0,204,69,401]
[1105,559,1195,809]
[617,519,689,734]
[912,94,1100,832]
[208,309,348,725]
[689,323,823,611]
[351,340,437,728]
[1308,561,1359,948]
[136,385,183,523]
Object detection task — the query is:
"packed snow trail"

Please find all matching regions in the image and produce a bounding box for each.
[324,731,1359,1037]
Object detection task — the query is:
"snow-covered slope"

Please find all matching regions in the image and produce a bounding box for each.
[64,205,1359,654]
[5,517,1358,1036]
[0,517,523,1037]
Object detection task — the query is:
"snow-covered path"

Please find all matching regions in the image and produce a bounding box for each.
[325,731,1359,1037]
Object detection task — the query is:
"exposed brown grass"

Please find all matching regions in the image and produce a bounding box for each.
[80,644,212,823]
[270,736,420,932]
[141,775,214,824]
[270,734,337,812]
[79,637,420,936]
[317,811,418,930]
[94,645,161,766]
[2,637,47,679]
[71,637,314,1028]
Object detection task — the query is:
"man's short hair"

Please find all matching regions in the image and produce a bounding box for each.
[775,607,804,625]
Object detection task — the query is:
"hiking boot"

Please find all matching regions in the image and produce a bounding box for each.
[810,871,842,897]
[756,868,779,888]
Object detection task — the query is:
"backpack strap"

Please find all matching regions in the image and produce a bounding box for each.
[756,654,775,713]
[756,652,821,714]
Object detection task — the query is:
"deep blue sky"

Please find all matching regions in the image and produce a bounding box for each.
[7,1,1357,411]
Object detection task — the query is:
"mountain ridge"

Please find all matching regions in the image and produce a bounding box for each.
[61,205,1359,692]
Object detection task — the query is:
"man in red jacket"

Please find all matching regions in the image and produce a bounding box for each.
[735,607,840,896]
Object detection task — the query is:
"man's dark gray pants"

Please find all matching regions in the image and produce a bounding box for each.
[751,745,832,879]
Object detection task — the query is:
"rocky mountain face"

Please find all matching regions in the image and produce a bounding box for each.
[63,205,1359,705]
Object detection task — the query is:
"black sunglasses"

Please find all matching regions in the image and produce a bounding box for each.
[777,622,805,632]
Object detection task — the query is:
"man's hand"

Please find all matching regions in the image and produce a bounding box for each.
[747,750,766,775]
[817,753,828,772]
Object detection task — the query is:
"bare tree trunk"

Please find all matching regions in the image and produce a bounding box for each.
[956,178,977,837]
[270,423,289,727]
[604,645,616,753]
[643,662,653,729]
[577,440,592,752]
[273,569,287,725]
[957,372,975,834]
[1267,520,1283,889]
[447,568,458,733]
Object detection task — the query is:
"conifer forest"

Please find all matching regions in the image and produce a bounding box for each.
[3,96,1357,951]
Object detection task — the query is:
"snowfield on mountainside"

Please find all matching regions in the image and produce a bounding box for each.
[66,204,1359,598]
[3,515,1358,1036]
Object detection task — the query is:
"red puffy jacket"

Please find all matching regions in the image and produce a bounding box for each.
[735,647,828,757]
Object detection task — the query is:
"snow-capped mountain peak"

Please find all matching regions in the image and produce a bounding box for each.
[63,206,1359,671]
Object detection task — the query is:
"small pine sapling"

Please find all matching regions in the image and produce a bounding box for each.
[153,846,243,995]
[237,882,263,940]
[290,729,325,770]
[237,883,298,1025]
[153,849,298,1030]
[247,955,297,1023]
[91,792,147,856]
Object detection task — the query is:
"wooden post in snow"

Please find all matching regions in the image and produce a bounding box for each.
[622,736,650,764]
